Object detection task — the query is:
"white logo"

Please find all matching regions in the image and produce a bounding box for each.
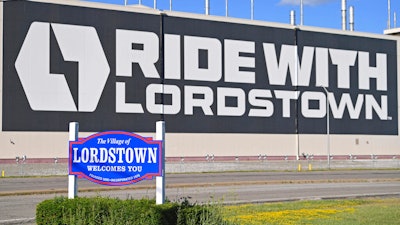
[15,22,110,112]
[14,22,389,121]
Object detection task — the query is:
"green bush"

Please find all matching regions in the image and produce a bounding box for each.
[36,197,233,225]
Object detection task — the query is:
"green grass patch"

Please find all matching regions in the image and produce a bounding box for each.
[222,198,400,225]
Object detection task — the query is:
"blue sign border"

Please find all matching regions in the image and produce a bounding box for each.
[69,131,162,186]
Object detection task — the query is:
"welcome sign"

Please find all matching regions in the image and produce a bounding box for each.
[69,131,162,186]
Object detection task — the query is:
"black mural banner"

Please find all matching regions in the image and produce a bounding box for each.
[2,1,398,134]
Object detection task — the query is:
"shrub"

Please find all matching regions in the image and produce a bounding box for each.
[36,196,233,225]
[37,197,176,225]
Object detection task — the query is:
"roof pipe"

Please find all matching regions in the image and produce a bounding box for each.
[250,0,254,20]
[226,0,228,17]
[300,0,304,25]
[341,0,347,30]
[388,0,391,29]
[205,0,210,15]
[290,10,296,26]
[349,6,354,31]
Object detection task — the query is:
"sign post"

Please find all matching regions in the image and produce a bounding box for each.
[68,122,79,199]
[156,121,165,205]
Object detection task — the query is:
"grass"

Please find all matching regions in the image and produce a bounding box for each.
[222,198,400,225]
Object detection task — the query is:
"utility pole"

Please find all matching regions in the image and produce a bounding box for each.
[321,87,331,170]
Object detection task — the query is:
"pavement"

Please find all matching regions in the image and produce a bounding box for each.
[1,170,400,195]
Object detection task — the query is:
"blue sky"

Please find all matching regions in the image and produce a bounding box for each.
[85,0,399,34]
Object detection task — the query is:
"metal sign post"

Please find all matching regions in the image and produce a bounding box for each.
[68,122,79,199]
[68,122,164,200]
[156,121,165,205]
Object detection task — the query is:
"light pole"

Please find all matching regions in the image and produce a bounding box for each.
[321,86,331,169]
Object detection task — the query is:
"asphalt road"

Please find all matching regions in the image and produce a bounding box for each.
[1,170,399,194]
[0,170,399,224]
